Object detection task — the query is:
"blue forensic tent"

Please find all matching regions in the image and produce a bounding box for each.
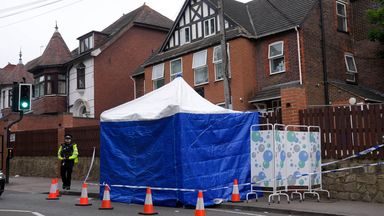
[100,77,259,206]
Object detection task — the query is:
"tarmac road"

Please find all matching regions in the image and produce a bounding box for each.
[0,190,291,216]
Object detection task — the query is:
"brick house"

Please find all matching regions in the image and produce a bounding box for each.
[133,0,384,125]
[0,53,33,118]
[26,27,72,115]
[67,4,173,118]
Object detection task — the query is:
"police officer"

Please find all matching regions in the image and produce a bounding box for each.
[58,134,78,190]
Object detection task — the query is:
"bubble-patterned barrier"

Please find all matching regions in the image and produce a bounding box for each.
[248,124,329,204]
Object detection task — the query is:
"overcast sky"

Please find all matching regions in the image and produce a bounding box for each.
[0,0,249,68]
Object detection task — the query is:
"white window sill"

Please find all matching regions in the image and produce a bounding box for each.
[269,70,286,76]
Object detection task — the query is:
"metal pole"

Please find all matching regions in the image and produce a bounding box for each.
[5,111,23,183]
[218,0,231,109]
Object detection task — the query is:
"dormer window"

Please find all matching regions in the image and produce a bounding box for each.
[80,35,94,53]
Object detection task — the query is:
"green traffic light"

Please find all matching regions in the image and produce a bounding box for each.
[21,101,29,108]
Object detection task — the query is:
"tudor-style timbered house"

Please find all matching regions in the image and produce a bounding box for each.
[134,0,384,125]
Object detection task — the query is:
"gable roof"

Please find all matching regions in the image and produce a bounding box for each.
[144,0,316,66]
[103,4,173,35]
[27,30,71,72]
[70,4,173,62]
[247,0,316,37]
[0,63,33,85]
[1,63,16,72]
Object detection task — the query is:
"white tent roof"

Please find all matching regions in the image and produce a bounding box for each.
[101,77,236,122]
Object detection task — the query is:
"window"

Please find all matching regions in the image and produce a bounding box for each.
[46,75,53,95]
[152,63,165,89]
[1,90,4,109]
[336,1,347,32]
[58,74,66,94]
[180,27,191,45]
[345,53,357,82]
[213,46,223,80]
[80,35,94,53]
[193,50,208,85]
[204,17,215,37]
[213,45,230,81]
[77,63,85,89]
[268,41,285,74]
[170,58,182,80]
[195,87,205,97]
[34,76,45,97]
[7,90,11,109]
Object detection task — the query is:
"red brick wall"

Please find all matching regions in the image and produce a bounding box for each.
[32,96,67,115]
[94,26,168,118]
[229,38,258,110]
[254,31,301,89]
[144,37,259,111]
[281,87,307,125]
[301,1,325,106]
[351,0,384,92]
[302,0,384,106]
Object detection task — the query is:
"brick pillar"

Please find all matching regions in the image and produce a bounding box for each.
[281,87,308,125]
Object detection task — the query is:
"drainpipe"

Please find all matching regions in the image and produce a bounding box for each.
[66,64,72,113]
[319,0,330,104]
[130,76,136,99]
[295,26,303,85]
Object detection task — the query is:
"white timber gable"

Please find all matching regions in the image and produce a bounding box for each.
[165,0,232,50]
[69,58,95,118]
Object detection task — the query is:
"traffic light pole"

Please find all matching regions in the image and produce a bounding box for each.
[5,111,23,183]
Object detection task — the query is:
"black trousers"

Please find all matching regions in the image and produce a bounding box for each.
[60,159,74,188]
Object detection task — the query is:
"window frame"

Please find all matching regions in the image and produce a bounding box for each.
[180,27,191,45]
[170,58,183,80]
[152,63,165,90]
[77,63,86,90]
[213,44,231,81]
[7,89,12,109]
[33,75,45,98]
[79,35,94,53]
[58,74,66,95]
[204,17,216,38]
[336,1,348,32]
[1,90,5,109]
[344,53,357,83]
[46,75,53,95]
[268,41,286,75]
[344,53,357,73]
[213,46,223,81]
[193,50,209,86]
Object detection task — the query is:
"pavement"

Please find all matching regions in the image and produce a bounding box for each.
[3,176,384,216]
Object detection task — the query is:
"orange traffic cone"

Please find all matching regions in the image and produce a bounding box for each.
[139,187,158,215]
[75,183,92,206]
[54,178,61,197]
[195,190,206,216]
[230,179,242,202]
[99,184,113,210]
[46,178,59,200]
